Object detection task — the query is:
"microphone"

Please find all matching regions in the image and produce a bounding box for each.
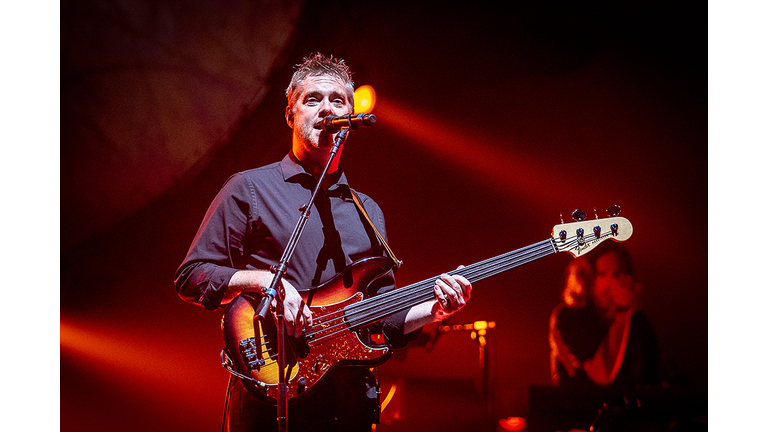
[323,113,376,133]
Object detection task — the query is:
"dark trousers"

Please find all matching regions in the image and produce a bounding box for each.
[223,367,379,432]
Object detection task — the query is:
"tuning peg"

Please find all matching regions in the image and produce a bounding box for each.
[572,209,587,222]
[607,205,621,217]
[576,227,585,245]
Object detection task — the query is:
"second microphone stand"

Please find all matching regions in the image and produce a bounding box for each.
[252,128,350,432]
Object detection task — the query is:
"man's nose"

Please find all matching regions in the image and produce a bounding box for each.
[319,99,333,116]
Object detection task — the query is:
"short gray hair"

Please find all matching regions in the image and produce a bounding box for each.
[285,53,355,111]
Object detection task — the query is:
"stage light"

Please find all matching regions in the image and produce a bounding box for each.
[381,383,397,411]
[498,416,527,431]
[354,85,376,113]
[371,98,580,208]
[60,316,221,396]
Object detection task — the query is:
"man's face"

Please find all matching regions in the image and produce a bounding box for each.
[288,75,353,155]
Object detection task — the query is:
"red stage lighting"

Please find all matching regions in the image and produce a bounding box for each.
[498,416,527,431]
[354,85,376,113]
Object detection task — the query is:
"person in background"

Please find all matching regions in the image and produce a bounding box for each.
[549,242,661,388]
[549,256,602,387]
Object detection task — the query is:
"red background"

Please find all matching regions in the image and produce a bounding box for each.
[61,2,707,431]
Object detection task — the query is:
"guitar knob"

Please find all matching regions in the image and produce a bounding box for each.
[607,205,621,217]
[572,209,587,222]
[297,377,307,394]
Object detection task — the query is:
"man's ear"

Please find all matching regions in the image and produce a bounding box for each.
[285,106,294,128]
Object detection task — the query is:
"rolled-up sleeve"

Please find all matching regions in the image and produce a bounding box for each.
[380,309,417,348]
[174,173,252,310]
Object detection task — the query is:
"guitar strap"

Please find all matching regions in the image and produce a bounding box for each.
[349,189,403,272]
[349,188,401,424]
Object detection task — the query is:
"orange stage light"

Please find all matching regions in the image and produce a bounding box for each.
[380,382,397,412]
[354,85,376,113]
[499,416,527,431]
[60,316,221,398]
[61,315,226,431]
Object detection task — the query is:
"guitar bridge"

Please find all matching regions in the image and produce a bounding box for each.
[239,337,266,371]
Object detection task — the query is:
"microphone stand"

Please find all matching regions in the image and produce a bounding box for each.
[252,127,350,432]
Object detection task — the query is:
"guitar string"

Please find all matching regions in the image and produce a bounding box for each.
[345,248,555,328]
[249,309,348,352]
[345,229,609,328]
[248,302,358,353]
[300,234,581,336]
[303,240,561,345]
[345,240,552,320]
[249,232,603,371]
[248,250,556,364]
[251,235,588,351]
[343,239,558,327]
[249,304,360,353]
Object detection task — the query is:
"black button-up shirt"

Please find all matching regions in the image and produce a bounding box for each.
[175,153,410,346]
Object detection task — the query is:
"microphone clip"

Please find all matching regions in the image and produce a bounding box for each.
[323,113,376,133]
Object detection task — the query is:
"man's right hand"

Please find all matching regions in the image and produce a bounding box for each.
[272,278,313,338]
[226,270,313,338]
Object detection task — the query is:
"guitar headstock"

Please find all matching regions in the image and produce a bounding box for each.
[551,216,633,257]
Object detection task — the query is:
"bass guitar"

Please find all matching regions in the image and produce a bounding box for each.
[221,215,633,403]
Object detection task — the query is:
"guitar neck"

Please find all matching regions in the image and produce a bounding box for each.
[343,238,557,329]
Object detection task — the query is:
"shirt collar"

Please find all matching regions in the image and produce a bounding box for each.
[280,153,350,196]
